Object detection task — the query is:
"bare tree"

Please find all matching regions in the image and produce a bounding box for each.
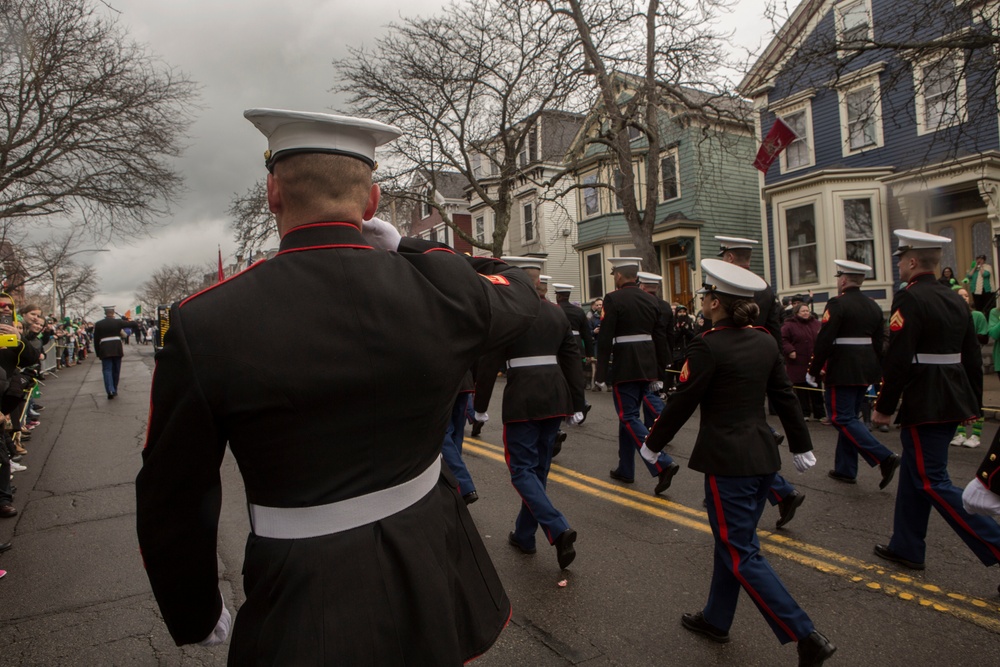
[544,0,741,273]
[228,179,275,258]
[0,0,198,237]
[333,0,589,257]
[135,263,202,307]
[54,261,98,318]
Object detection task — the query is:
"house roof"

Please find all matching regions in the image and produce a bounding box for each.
[738,0,827,97]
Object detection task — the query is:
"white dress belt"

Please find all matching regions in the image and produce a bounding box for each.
[614,334,653,344]
[249,456,441,539]
[508,355,558,368]
[834,337,871,345]
[99,337,121,344]
[912,353,961,365]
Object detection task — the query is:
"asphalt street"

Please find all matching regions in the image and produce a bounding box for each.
[2,345,1000,666]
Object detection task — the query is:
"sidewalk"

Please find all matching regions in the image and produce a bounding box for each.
[0,349,229,666]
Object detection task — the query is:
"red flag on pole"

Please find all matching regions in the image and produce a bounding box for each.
[217,247,225,283]
[753,116,798,173]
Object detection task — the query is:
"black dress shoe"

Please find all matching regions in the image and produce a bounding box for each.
[470,421,483,438]
[508,531,536,555]
[609,469,635,484]
[578,403,592,425]
[827,470,856,484]
[654,462,681,495]
[776,490,806,529]
[554,528,577,569]
[462,491,479,505]
[798,630,836,666]
[107,393,115,400]
[552,430,567,458]
[0,541,11,553]
[0,504,17,518]
[680,612,730,643]
[874,544,925,570]
[879,453,901,490]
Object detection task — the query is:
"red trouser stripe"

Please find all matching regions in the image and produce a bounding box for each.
[614,384,662,474]
[909,427,1000,561]
[830,386,878,465]
[708,475,798,642]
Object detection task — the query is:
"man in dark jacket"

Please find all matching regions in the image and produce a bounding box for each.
[93,307,139,399]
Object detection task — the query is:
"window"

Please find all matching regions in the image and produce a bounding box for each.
[661,151,679,201]
[843,198,875,277]
[582,173,599,217]
[421,185,434,218]
[523,202,534,243]
[475,216,485,244]
[628,125,642,141]
[472,154,482,178]
[782,109,811,170]
[613,169,625,210]
[786,204,818,286]
[586,252,603,299]
[428,226,438,243]
[846,86,878,149]
[518,127,538,167]
[916,55,966,135]
[435,224,450,246]
[836,0,871,46]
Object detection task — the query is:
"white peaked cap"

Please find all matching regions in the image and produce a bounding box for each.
[539,275,552,284]
[102,305,116,311]
[637,271,663,284]
[552,283,574,293]
[608,257,642,270]
[244,108,402,170]
[502,256,545,270]
[715,235,759,256]
[697,258,767,297]
[892,229,952,256]
[834,259,872,275]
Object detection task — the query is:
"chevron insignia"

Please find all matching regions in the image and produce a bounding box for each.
[822,309,831,323]
[679,360,690,383]
[890,311,905,332]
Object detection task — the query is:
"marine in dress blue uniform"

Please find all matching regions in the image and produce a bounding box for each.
[873,230,1000,575]
[441,369,478,504]
[554,283,592,428]
[93,306,139,399]
[808,259,899,487]
[595,257,678,494]
[136,110,541,665]
[474,258,587,570]
[644,259,836,666]
[717,236,803,528]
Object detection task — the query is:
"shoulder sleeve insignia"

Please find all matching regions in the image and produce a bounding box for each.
[821,309,831,323]
[889,310,905,332]
[679,360,690,383]
[482,274,509,286]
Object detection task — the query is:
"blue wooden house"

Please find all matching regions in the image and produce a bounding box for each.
[739,0,1000,309]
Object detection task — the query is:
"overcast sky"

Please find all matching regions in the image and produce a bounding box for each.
[83,0,782,315]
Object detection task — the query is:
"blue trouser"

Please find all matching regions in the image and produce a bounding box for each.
[704,473,814,644]
[826,385,894,479]
[766,473,795,507]
[889,423,1000,566]
[101,357,122,395]
[504,418,569,548]
[441,393,475,496]
[612,381,674,480]
[642,388,664,430]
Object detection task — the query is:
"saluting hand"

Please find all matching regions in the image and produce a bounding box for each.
[361,216,402,251]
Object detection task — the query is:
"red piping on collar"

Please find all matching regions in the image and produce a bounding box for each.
[275,244,373,257]
[283,221,361,236]
[423,247,456,255]
[180,258,268,307]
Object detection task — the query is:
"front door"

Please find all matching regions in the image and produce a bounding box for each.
[929,216,992,282]
[666,243,692,309]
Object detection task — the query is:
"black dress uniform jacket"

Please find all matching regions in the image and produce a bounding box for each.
[135,222,539,665]
[808,286,884,385]
[558,299,594,358]
[475,299,586,422]
[93,316,138,359]
[874,272,982,426]
[754,283,783,346]
[645,320,812,476]
[976,432,1000,492]
[595,284,669,385]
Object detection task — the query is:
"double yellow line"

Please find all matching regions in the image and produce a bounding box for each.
[466,437,1000,634]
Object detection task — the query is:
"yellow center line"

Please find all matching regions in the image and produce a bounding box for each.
[466,438,1000,633]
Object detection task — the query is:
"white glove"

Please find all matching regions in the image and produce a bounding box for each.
[569,411,585,425]
[595,382,607,391]
[360,216,402,251]
[805,373,817,388]
[649,381,663,393]
[793,451,817,473]
[198,598,232,647]
[474,411,489,423]
[963,479,1000,517]
[639,443,659,465]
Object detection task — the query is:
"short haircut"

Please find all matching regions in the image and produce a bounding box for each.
[843,274,865,287]
[615,266,638,280]
[726,248,753,265]
[273,153,372,215]
[913,248,942,269]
